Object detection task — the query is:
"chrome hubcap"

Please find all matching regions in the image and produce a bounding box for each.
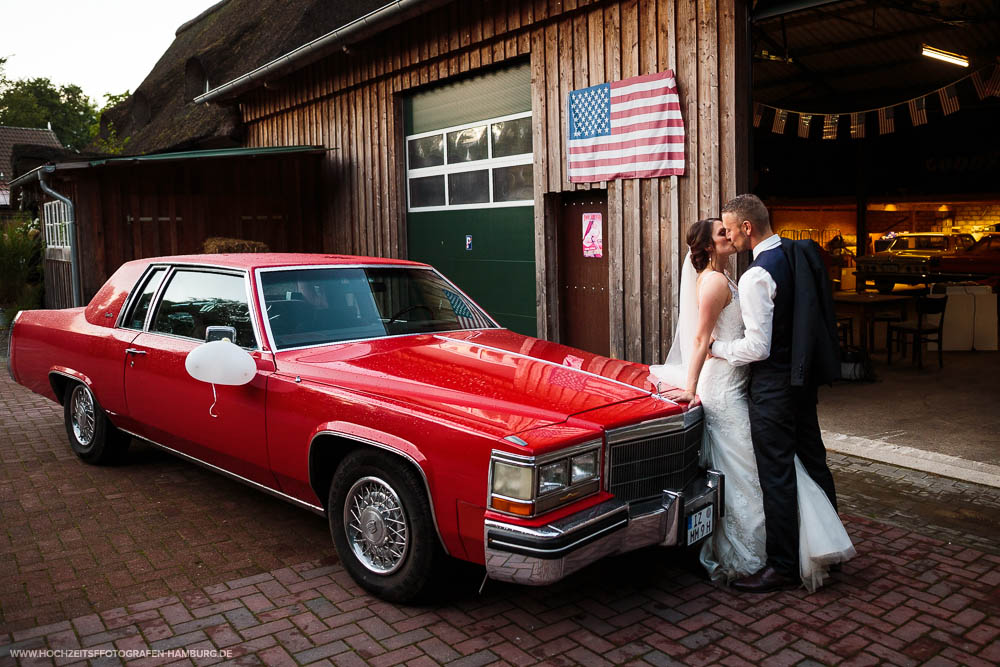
[344,476,408,574]
[71,385,96,447]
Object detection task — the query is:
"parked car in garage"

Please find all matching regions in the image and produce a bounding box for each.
[856,232,976,292]
[928,232,1000,283]
[6,254,719,601]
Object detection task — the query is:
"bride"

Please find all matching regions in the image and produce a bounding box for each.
[650,217,855,592]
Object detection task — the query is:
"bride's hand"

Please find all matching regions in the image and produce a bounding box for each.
[672,390,696,403]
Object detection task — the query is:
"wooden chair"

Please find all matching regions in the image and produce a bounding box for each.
[887,296,947,369]
[869,310,903,352]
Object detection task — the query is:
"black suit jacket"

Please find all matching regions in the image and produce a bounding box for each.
[779,238,841,386]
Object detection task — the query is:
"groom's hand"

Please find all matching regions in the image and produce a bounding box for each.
[706,337,717,359]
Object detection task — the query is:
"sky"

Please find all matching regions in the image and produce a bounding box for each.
[1,0,222,105]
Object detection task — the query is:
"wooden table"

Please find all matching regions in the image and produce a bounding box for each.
[833,292,913,352]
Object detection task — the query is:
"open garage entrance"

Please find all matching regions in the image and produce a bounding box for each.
[750,0,1000,464]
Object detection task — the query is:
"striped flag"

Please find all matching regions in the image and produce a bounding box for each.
[938,85,960,116]
[567,70,685,182]
[753,103,763,128]
[798,114,812,138]
[972,70,988,99]
[443,289,479,329]
[909,96,927,126]
[772,109,788,134]
[878,106,895,135]
[822,114,839,140]
[988,65,1000,96]
[850,112,865,139]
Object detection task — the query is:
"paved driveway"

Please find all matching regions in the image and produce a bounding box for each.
[2,358,999,666]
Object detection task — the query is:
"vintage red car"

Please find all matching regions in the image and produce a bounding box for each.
[928,232,1000,283]
[6,254,719,601]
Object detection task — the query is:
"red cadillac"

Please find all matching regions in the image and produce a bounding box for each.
[6,254,721,601]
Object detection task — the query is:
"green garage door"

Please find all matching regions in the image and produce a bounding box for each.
[404,64,536,336]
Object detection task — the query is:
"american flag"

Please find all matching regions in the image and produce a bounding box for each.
[771,109,788,134]
[938,85,960,116]
[987,65,1000,97]
[443,289,478,329]
[878,106,895,135]
[753,103,763,128]
[909,96,928,126]
[972,70,988,99]
[797,114,812,139]
[567,70,685,183]
[822,114,839,140]
[850,112,865,139]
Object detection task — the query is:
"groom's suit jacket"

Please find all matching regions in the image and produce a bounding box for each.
[779,238,841,387]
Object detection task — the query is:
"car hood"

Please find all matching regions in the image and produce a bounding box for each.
[274,329,664,438]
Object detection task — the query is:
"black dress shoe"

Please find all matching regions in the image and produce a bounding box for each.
[731,566,800,593]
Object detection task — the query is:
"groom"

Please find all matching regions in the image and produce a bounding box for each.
[712,193,840,593]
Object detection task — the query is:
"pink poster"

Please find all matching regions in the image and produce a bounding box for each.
[582,213,603,258]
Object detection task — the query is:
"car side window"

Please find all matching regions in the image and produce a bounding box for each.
[123,267,167,330]
[151,270,256,348]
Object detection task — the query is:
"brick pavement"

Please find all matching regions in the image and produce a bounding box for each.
[2,356,1000,666]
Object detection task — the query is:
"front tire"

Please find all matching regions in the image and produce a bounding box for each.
[328,450,440,602]
[63,382,130,464]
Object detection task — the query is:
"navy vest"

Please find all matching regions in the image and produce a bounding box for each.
[750,245,793,372]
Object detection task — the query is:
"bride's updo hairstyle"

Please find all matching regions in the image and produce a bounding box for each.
[686,217,722,272]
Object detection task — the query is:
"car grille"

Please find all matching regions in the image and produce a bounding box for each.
[605,414,703,503]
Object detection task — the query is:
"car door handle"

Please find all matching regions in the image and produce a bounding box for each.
[125,348,147,355]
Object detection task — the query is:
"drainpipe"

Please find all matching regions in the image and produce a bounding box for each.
[37,167,82,307]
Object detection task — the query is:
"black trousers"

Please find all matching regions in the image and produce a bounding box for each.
[748,367,838,576]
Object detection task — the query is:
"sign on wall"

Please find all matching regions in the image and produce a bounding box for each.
[582,213,603,258]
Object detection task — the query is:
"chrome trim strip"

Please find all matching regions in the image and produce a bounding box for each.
[489,517,628,556]
[434,335,659,401]
[119,428,326,516]
[309,430,449,555]
[606,414,686,444]
[254,265,499,353]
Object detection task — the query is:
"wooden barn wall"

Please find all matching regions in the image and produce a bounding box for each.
[239,0,748,364]
[44,157,323,302]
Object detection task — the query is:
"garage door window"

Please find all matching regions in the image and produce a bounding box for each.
[406,111,532,211]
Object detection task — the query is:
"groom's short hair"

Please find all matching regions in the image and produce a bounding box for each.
[722,194,771,233]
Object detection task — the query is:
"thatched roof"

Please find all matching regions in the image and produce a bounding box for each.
[97,0,391,156]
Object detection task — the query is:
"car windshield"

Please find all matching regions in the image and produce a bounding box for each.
[895,236,947,251]
[260,266,496,349]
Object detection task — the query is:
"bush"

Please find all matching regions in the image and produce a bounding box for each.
[0,215,44,327]
[202,237,270,254]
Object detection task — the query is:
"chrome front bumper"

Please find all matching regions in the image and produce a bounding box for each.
[484,469,724,585]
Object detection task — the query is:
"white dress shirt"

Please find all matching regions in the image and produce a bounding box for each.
[712,234,781,366]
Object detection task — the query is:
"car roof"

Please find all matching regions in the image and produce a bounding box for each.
[132,253,430,271]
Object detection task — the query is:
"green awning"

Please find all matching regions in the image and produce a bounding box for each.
[88,145,327,167]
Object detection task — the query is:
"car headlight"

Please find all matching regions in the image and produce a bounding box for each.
[490,441,602,517]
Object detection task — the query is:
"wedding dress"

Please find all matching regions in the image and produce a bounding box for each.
[650,255,855,593]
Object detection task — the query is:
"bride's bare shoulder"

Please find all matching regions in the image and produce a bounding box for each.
[697,270,732,304]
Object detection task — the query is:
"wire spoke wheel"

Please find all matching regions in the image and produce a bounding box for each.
[70,385,96,448]
[343,476,409,574]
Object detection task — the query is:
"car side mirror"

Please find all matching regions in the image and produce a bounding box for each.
[185,340,256,386]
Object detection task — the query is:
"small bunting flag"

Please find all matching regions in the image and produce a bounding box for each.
[938,85,959,116]
[878,106,895,135]
[822,114,839,140]
[850,112,865,139]
[908,96,927,126]
[772,109,788,134]
[753,103,763,128]
[972,70,988,99]
[797,114,812,138]
[987,65,1000,96]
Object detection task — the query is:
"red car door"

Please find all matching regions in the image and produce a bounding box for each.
[122,268,276,487]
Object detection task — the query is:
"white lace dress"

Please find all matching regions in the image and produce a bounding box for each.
[696,276,856,592]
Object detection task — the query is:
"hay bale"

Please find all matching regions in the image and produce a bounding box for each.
[202,237,270,254]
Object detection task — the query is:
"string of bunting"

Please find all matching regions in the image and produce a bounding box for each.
[754,63,1000,140]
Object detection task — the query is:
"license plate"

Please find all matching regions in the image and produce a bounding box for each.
[686,505,713,545]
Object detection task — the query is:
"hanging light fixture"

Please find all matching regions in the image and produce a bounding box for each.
[921,44,969,67]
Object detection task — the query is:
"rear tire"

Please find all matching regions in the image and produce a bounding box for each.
[875,279,895,294]
[328,450,440,602]
[63,382,130,464]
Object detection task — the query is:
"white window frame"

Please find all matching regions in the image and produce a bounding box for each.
[406,110,533,212]
[43,200,71,249]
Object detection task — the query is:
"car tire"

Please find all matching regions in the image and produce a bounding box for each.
[63,382,130,465]
[328,449,441,602]
[875,279,895,294]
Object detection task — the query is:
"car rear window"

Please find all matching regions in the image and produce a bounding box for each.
[260,266,495,350]
[123,267,167,330]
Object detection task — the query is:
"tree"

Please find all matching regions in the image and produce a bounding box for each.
[0,73,98,151]
[90,91,132,155]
